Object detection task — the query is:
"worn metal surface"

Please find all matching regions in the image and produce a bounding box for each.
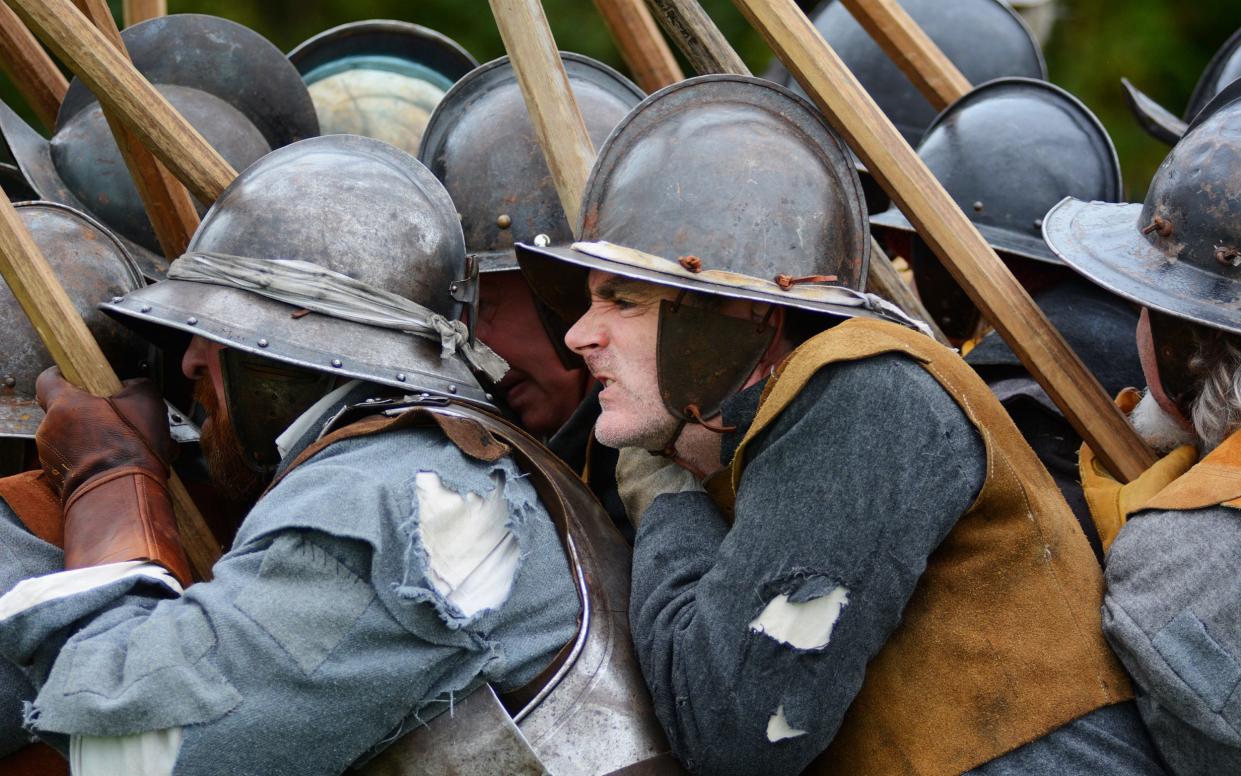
[419,53,643,273]
[580,75,868,290]
[1124,27,1241,144]
[289,20,477,156]
[774,0,1045,147]
[102,135,490,405]
[870,77,1121,265]
[1044,88,1241,337]
[363,685,546,776]
[59,13,319,150]
[1,201,145,439]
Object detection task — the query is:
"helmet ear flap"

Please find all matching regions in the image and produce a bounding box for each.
[656,297,777,427]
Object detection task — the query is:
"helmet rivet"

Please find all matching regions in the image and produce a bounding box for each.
[420,392,430,399]
[972,201,984,213]
[1033,218,1043,229]
[186,317,198,326]
[170,413,182,423]
[1215,245,1241,267]
[485,393,493,401]
[3,376,15,388]
[111,296,123,304]
[1141,215,1174,238]
[396,373,407,382]
[497,214,512,229]
[533,233,551,248]
[140,304,151,313]
[448,384,458,394]
[257,338,269,348]
[331,358,343,368]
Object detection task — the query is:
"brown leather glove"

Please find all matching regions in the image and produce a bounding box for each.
[35,367,191,587]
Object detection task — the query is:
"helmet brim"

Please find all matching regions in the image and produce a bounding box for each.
[870,205,1062,265]
[1120,78,1187,146]
[1043,196,1241,336]
[515,239,906,325]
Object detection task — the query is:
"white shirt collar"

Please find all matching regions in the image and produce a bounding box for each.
[274,380,362,460]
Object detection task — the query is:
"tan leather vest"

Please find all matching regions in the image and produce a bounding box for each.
[270,397,681,776]
[1140,428,1241,513]
[724,319,1133,776]
[0,470,69,776]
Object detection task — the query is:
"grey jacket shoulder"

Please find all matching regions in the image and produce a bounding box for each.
[1103,505,1241,775]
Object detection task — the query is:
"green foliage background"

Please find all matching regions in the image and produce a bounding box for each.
[3,0,1238,200]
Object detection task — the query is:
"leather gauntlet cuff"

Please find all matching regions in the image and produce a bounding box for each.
[63,467,192,588]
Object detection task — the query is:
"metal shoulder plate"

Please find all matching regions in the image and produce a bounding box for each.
[326,396,681,775]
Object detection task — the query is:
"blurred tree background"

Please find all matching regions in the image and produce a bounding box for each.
[1,0,1237,201]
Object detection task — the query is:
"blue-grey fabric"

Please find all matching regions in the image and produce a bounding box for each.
[0,409,580,776]
[0,498,62,757]
[967,278,1144,565]
[630,352,1166,776]
[1104,505,1241,775]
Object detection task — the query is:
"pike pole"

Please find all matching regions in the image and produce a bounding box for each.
[729,0,1156,481]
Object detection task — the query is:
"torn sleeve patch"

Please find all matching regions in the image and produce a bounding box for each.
[749,580,850,650]
[234,533,376,675]
[766,705,807,742]
[414,471,520,619]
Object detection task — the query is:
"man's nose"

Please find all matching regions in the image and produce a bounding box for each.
[181,335,212,380]
[565,307,606,354]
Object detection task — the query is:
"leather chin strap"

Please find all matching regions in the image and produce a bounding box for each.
[1137,307,1196,433]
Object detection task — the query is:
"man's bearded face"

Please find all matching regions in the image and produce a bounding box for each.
[183,337,266,507]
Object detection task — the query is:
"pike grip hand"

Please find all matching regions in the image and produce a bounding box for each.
[35,367,191,587]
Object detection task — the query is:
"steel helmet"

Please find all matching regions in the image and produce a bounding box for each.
[1122,27,1241,145]
[419,53,644,273]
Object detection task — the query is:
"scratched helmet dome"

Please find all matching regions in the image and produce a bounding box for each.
[1043,82,1241,337]
[102,134,488,406]
[0,14,318,280]
[1,202,146,440]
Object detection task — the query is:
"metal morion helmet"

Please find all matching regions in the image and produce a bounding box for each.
[516,75,922,436]
[419,53,644,273]
[1044,82,1241,339]
[870,78,1120,338]
[1,202,146,440]
[1122,27,1241,145]
[103,135,503,473]
[289,20,478,156]
[0,14,319,281]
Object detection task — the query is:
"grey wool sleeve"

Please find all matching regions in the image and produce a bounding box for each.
[1103,505,1241,776]
[629,353,986,776]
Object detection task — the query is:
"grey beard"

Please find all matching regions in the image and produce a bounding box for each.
[1130,389,1199,455]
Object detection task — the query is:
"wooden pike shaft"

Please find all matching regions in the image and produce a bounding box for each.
[0,1,67,131]
[645,0,949,344]
[122,0,164,28]
[593,0,684,92]
[646,0,751,75]
[489,0,596,227]
[9,0,237,205]
[70,0,199,259]
[0,190,220,579]
[839,0,969,111]
[731,0,1156,480]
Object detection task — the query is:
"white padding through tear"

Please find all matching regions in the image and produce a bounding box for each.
[748,585,850,649]
[416,471,520,617]
[767,705,807,742]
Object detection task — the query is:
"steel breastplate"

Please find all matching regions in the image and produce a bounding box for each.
[306,396,679,775]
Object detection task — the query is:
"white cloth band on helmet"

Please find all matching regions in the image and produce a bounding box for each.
[167,252,509,383]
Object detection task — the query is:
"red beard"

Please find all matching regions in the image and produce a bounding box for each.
[193,379,266,507]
